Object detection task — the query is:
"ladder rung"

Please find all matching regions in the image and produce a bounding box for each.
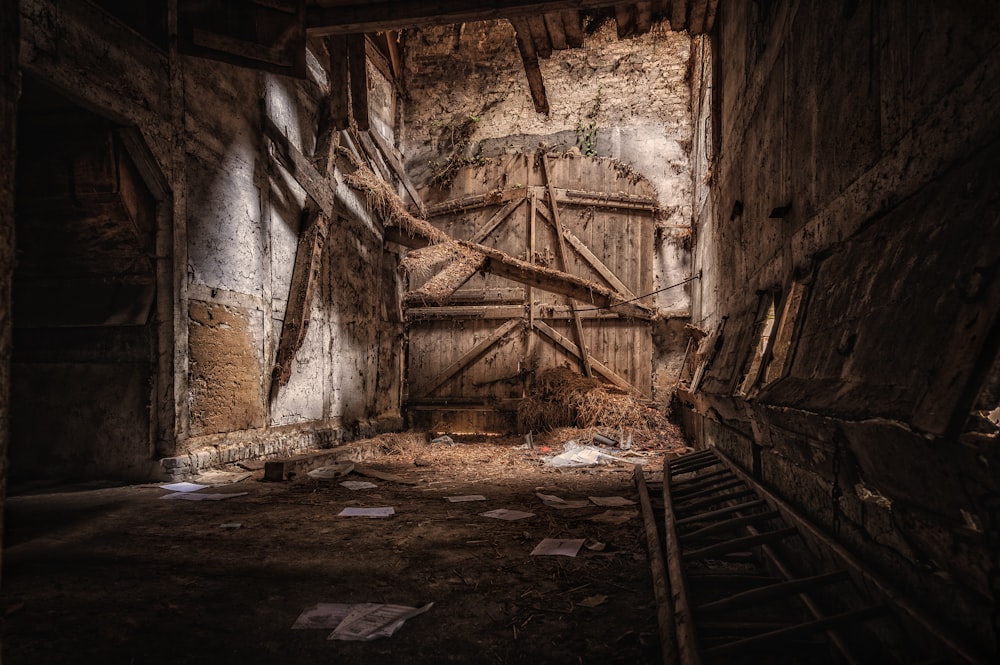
[697,571,850,614]
[684,527,798,559]
[675,499,766,527]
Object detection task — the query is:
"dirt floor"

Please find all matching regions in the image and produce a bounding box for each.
[1,427,690,665]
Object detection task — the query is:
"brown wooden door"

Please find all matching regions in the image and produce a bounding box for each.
[406,153,656,433]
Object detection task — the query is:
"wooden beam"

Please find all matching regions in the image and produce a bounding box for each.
[469,197,523,244]
[532,320,635,392]
[366,128,427,217]
[510,18,550,115]
[536,204,637,300]
[614,4,636,38]
[406,253,487,305]
[270,206,330,399]
[417,319,521,397]
[307,1,620,36]
[263,116,336,218]
[561,10,584,48]
[425,186,656,216]
[385,30,403,81]
[672,0,688,31]
[543,13,568,50]
[688,0,708,35]
[526,15,553,59]
[636,2,655,35]
[346,33,369,130]
[541,154,591,377]
[425,189,526,217]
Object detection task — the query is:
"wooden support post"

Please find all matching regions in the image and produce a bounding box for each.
[417,319,521,398]
[543,13,568,49]
[263,117,336,218]
[325,35,350,131]
[510,18,549,115]
[635,465,680,665]
[526,16,553,59]
[672,0,688,32]
[540,153,591,377]
[561,10,584,47]
[636,1,655,34]
[615,4,636,38]
[346,33,369,130]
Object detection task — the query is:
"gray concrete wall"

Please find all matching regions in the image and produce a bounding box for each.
[685,1,1000,654]
[17,0,404,480]
[402,17,695,403]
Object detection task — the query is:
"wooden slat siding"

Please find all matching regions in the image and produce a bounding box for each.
[705,0,719,33]
[425,186,656,216]
[561,10,584,48]
[526,15,553,59]
[533,320,636,393]
[671,0,688,31]
[541,154,592,377]
[407,304,624,320]
[406,254,487,305]
[469,197,523,244]
[367,128,427,217]
[636,2,655,34]
[543,13,568,49]
[614,4,636,38]
[417,319,521,398]
[688,0,708,34]
[346,33,369,130]
[536,204,637,299]
[510,18,550,115]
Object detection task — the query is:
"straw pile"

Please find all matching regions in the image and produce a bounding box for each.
[517,367,665,434]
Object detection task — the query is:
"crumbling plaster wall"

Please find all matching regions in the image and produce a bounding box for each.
[684,0,1000,654]
[401,18,694,402]
[18,0,404,480]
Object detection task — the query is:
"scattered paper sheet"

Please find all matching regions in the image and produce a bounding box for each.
[481,509,534,521]
[292,603,357,629]
[340,480,378,490]
[531,538,586,557]
[577,594,608,608]
[160,482,207,493]
[328,602,434,641]
[536,492,591,509]
[308,462,355,480]
[543,441,627,468]
[192,470,252,485]
[588,496,636,507]
[445,495,486,502]
[219,523,242,529]
[160,492,248,501]
[337,506,394,518]
[588,510,636,524]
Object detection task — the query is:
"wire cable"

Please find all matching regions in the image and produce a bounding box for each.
[576,271,702,311]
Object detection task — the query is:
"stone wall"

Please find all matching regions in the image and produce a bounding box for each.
[685,0,1000,654]
[402,17,695,402]
[16,0,404,480]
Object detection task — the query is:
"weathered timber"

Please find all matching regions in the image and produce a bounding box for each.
[417,319,522,398]
[543,13,568,49]
[263,117,336,217]
[426,189,526,217]
[426,186,656,216]
[346,33,368,130]
[614,4,636,38]
[385,30,403,80]
[532,320,635,392]
[470,197,523,244]
[662,457,703,665]
[541,154,591,377]
[636,1,655,34]
[635,465,679,665]
[406,254,487,305]
[536,204,637,299]
[561,10,584,47]
[510,18,549,114]
[526,15,552,59]
[270,206,330,397]
[406,397,521,412]
[704,0,720,33]
[367,128,427,217]
[688,0,708,34]
[324,35,350,133]
[672,0,688,31]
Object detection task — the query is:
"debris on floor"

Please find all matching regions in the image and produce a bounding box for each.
[536,492,591,509]
[160,492,249,501]
[444,494,486,502]
[160,482,207,493]
[307,462,355,479]
[337,506,394,518]
[292,602,434,641]
[481,508,534,520]
[530,538,586,557]
[340,480,378,490]
[191,469,253,485]
[588,495,636,507]
[429,435,456,446]
[543,441,628,467]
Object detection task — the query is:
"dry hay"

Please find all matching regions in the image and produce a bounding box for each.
[399,241,465,281]
[344,164,450,244]
[518,367,666,434]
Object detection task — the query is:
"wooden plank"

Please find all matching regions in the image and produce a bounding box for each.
[312,39,339,173]
[510,18,550,114]
[407,254,488,305]
[662,454,703,665]
[541,154,591,378]
[346,33,369,130]
[532,320,634,392]
[688,0,708,35]
[417,319,521,397]
[672,0,688,31]
[634,466,679,665]
[683,527,798,560]
[704,606,889,658]
[270,206,330,397]
[561,10,584,48]
[636,1,655,34]
[366,128,427,217]
[697,572,851,615]
[526,15,552,59]
[469,197,523,244]
[614,4,636,38]
[542,12,568,49]
[536,204,637,299]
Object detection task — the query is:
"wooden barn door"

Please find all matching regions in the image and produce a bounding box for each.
[405,152,656,433]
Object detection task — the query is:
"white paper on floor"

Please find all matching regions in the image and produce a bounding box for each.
[337,506,394,518]
[328,602,434,641]
[292,603,357,629]
[588,496,636,507]
[481,508,534,521]
[340,480,378,490]
[160,482,207,493]
[444,495,486,502]
[530,538,586,557]
[535,492,591,509]
[160,492,249,501]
